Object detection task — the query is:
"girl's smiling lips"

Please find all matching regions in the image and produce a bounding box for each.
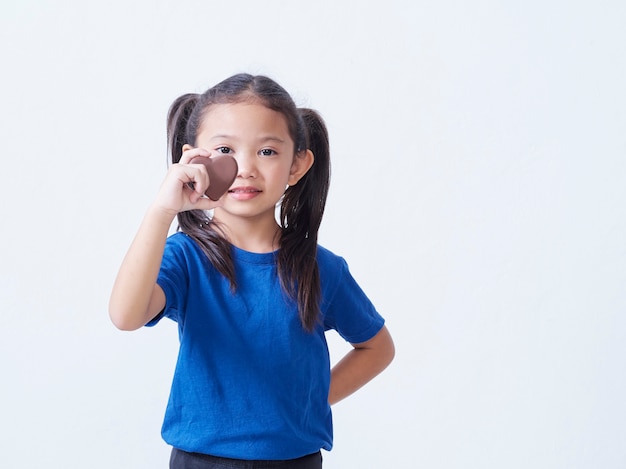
[228,186,262,200]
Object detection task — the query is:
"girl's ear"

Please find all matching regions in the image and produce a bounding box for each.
[288,150,314,186]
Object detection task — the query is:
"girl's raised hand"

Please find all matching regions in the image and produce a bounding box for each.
[153,148,224,216]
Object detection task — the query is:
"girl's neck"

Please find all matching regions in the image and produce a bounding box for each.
[213,213,281,253]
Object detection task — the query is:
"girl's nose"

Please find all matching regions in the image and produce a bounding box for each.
[234,152,257,179]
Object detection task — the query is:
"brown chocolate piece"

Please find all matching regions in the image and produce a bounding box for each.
[189,155,238,201]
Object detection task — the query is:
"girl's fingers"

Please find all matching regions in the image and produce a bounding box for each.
[180,147,214,197]
[179,146,211,164]
[179,164,210,199]
[153,162,213,214]
[189,194,224,211]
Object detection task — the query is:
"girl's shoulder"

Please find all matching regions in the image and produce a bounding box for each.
[166,231,207,254]
[316,244,344,264]
[316,245,350,279]
[163,231,211,267]
[166,231,192,246]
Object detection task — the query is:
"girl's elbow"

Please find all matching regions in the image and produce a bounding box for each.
[387,337,396,363]
[108,306,144,331]
[381,333,396,369]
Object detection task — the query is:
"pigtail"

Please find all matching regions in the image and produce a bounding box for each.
[166,92,237,289]
[278,108,331,332]
[167,93,199,164]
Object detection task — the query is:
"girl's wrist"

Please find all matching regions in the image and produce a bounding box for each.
[145,203,178,228]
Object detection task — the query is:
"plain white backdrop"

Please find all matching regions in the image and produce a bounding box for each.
[1,1,625,467]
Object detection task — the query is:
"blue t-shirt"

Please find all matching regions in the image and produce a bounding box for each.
[150,232,384,460]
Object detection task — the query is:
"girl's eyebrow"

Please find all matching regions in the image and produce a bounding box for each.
[260,136,286,144]
[209,134,286,144]
[209,133,236,141]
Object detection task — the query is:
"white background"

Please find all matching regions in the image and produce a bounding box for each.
[1,1,625,468]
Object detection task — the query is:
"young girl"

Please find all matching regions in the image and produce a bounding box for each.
[109,74,394,468]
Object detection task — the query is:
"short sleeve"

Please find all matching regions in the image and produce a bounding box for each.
[146,234,190,326]
[322,257,385,344]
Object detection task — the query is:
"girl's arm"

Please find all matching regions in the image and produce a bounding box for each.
[109,149,219,331]
[108,205,175,331]
[328,325,395,405]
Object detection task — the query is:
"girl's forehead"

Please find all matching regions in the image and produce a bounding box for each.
[199,102,290,134]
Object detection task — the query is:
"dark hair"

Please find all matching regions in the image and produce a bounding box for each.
[166,74,331,331]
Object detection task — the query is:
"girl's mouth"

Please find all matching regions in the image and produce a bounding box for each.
[228,186,262,200]
[228,187,261,194]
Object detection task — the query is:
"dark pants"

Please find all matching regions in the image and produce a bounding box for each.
[170,448,323,469]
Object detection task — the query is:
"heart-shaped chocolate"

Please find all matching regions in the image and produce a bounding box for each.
[189,154,238,201]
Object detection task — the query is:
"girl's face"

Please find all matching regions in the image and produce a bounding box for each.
[193,102,312,225]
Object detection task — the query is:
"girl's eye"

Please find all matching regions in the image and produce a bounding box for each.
[217,146,232,154]
[259,149,276,157]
